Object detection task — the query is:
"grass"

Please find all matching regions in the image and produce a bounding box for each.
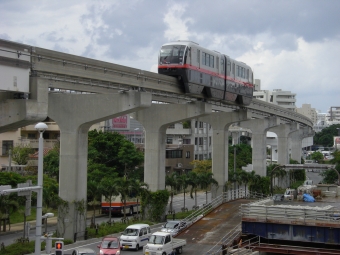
[9,207,58,224]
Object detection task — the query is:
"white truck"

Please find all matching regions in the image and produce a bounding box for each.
[143,231,186,255]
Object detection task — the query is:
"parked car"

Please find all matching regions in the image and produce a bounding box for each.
[161,220,187,236]
[71,247,96,255]
[97,236,121,255]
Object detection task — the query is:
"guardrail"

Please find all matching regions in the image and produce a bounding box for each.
[172,189,270,239]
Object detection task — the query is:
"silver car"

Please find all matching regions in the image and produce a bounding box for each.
[161,220,187,236]
[71,247,96,255]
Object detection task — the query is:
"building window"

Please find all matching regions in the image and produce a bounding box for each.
[27,133,36,139]
[199,137,203,145]
[195,137,198,145]
[168,124,175,129]
[167,138,173,144]
[186,151,190,158]
[199,154,203,160]
[195,155,198,160]
[199,122,204,128]
[2,140,13,156]
[166,150,182,158]
[183,139,191,144]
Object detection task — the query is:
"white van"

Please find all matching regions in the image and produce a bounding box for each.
[120,224,151,251]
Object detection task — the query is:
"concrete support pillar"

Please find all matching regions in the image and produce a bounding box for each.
[241,117,280,176]
[289,127,315,163]
[0,76,48,132]
[270,123,298,165]
[198,110,250,198]
[133,102,211,191]
[48,91,152,240]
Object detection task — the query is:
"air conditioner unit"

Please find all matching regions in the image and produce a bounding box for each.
[177,163,183,168]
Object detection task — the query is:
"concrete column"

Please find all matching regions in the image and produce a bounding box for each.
[241,117,280,176]
[0,76,48,132]
[270,123,298,165]
[289,127,314,163]
[48,91,152,240]
[133,102,211,191]
[198,110,250,198]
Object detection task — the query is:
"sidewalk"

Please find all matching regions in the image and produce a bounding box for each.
[0,209,102,236]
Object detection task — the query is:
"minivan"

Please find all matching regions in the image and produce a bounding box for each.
[120,224,151,251]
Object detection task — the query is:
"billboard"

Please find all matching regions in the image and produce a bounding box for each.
[111,115,130,130]
[334,136,340,149]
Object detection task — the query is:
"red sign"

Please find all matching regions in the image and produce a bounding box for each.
[111,115,130,130]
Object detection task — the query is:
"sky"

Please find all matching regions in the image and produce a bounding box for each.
[1,0,339,113]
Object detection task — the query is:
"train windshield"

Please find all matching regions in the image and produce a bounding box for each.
[160,45,186,64]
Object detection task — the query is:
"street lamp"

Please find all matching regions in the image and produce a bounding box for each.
[34,122,48,255]
[134,128,139,144]
[42,212,54,234]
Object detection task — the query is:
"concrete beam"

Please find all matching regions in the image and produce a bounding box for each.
[48,91,152,240]
[133,102,211,191]
[0,77,48,133]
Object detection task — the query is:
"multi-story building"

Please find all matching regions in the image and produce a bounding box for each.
[253,79,297,111]
[296,104,318,124]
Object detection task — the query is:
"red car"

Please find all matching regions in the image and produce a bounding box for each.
[97,236,121,255]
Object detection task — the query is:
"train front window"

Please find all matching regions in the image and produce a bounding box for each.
[160,45,186,64]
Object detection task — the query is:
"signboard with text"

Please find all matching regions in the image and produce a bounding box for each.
[334,136,340,149]
[111,115,130,130]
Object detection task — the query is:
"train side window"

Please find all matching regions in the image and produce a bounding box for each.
[205,53,209,66]
[197,50,200,64]
[247,69,249,80]
[210,55,214,68]
[232,63,235,75]
[221,59,224,71]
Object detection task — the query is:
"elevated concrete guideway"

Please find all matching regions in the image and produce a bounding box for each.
[0,39,315,241]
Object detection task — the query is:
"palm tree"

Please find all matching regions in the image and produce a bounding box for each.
[87,180,101,226]
[0,195,19,232]
[113,176,138,218]
[239,170,251,196]
[177,174,190,212]
[98,177,119,224]
[248,171,261,194]
[129,178,149,216]
[188,171,200,209]
[199,172,218,204]
[165,172,180,213]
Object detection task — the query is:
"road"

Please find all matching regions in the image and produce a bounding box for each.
[2,191,212,253]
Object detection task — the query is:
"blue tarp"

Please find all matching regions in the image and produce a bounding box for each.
[303,193,315,202]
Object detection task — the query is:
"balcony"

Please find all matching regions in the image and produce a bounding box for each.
[20,122,60,132]
[17,139,59,149]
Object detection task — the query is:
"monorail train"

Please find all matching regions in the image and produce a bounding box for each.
[158,41,254,105]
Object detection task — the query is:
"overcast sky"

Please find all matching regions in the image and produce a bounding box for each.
[1,0,339,113]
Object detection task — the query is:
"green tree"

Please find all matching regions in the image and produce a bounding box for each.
[188,171,200,209]
[98,177,119,224]
[199,172,218,204]
[177,174,190,211]
[314,124,340,147]
[113,176,139,218]
[118,140,144,176]
[311,151,324,162]
[87,180,101,224]
[190,159,212,173]
[44,147,60,181]
[11,144,34,165]
[165,172,180,213]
